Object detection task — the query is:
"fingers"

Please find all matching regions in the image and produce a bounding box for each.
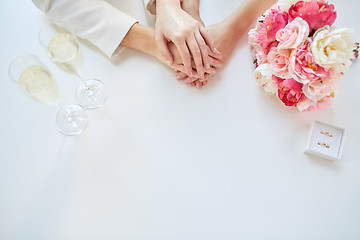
[206,58,222,73]
[199,28,223,60]
[172,26,216,77]
[199,27,217,54]
[184,76,198,84]
[156,34,174,65]
[176,71,187,80]
[174,60,219,83]
[173,64,197,77]
[175,39,194,77]
[175,69,210,89]
[209,47,223,59]
[184,78,204,89]
[194,31,211,70]
[186,35,205,78]
[175,71,210,89]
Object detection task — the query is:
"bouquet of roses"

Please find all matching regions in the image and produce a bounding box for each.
[248,0,358,111]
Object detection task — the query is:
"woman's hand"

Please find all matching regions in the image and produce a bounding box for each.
[174,20,246,86]
[155,0,220,78]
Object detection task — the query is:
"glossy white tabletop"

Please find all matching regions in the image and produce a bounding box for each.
[1,0,360,239]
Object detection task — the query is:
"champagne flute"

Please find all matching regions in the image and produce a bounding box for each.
[39,22,107,109]
[8,54,88,135]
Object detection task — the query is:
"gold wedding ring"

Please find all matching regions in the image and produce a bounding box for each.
[320,131,333,137]
[318,142,330,148]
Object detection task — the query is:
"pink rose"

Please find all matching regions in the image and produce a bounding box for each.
[276,17,309,51]
[288,0,337,33]
[289,41,331,84]
[257,9,289,52]
[302,77,338,101]
[297,96,333,112]
[273,76,305,106]
[267,47,291,78]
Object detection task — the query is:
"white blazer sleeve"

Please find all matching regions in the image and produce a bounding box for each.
[32,0,138,58]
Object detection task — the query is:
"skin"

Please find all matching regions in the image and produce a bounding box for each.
[181,0,204,25]
[171,0,222,88]
[118,22,221,88]
[176,0,278,85]
[155,0,222,79]
[120,0,277,88]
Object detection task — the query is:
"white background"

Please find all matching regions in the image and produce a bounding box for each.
[1,0,360,239]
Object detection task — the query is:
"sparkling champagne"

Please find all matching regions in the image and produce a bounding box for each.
[47,33,84,76]
[18,65,59,105]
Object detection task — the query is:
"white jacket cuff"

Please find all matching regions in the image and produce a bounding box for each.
[34,0,138,58]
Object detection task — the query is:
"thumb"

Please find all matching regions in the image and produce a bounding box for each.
[155,34,174,66]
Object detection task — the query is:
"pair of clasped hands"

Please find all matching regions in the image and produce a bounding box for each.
[155,0,224,89]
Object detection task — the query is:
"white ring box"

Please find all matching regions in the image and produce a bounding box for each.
[305,121,345,161]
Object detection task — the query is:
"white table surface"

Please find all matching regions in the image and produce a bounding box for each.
[1,0,360,239]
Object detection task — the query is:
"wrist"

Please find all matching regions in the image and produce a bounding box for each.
[120,23,157,56]
[156,0,181,14]
[181,0,199,13]
[224,18,246,40]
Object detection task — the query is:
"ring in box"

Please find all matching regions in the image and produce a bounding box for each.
[305,121,345,161]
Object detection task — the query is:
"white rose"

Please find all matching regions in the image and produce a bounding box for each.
[254,63,278,95]
[248,27,263,53]
[311,26,355,74]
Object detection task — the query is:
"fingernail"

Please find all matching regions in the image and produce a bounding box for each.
[185,78,191,84]
[205,64,210,69]
[176,75,181,80]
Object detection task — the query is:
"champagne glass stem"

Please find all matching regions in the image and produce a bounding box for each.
[77,72,88,86]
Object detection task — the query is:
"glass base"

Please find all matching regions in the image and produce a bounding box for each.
[55,104,88,135]
[76,78,107,109]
